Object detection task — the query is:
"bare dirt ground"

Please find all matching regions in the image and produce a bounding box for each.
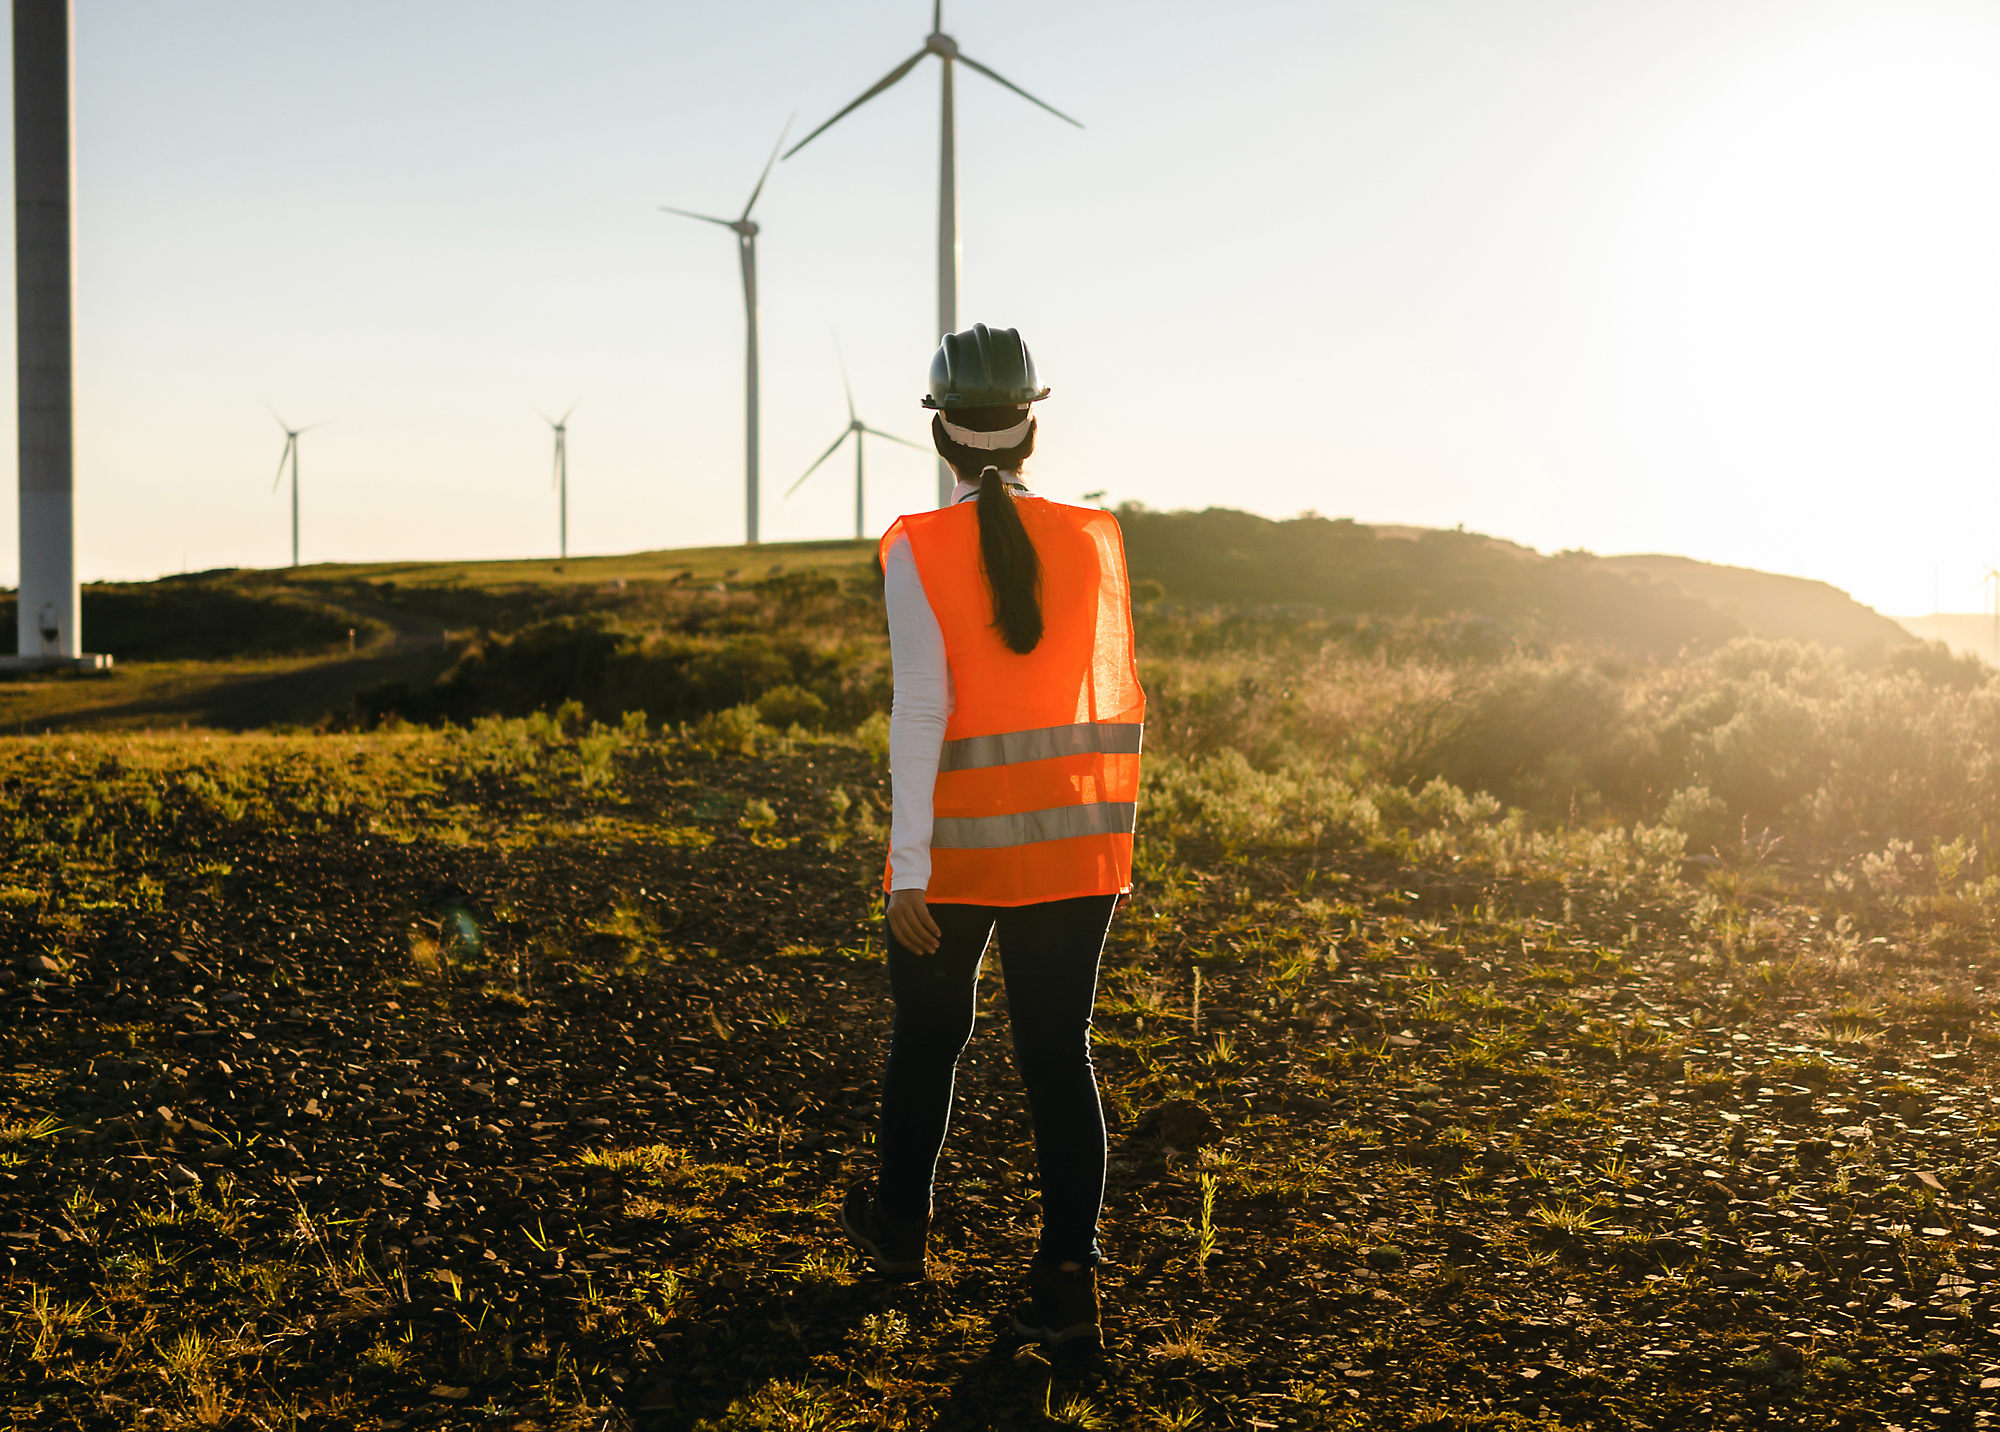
[1,725,1996,1430]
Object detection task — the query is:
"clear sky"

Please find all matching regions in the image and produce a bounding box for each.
[11,0,2000,614]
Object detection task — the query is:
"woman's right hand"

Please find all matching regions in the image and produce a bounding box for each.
[887,888,942,955]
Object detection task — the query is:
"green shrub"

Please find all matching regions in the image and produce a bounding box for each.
[1661,785,1730,852]
[688,704,784,758]
[755,684,830,730]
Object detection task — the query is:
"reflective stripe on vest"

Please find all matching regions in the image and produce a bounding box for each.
[938,719,1144,773]
[933,800,1139,850]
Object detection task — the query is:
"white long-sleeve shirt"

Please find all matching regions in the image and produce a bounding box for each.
[883,472,1029,891]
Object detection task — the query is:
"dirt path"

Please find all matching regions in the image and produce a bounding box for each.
[0,591,454,731]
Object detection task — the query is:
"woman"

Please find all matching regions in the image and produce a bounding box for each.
[839,324,1145,1352]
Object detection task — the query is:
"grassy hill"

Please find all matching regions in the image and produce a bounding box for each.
[1120,509,1908,659]
[0,509,1921,738]
[1591,553,1911,653]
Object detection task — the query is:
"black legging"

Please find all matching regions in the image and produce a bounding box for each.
[875,892,1117,1267]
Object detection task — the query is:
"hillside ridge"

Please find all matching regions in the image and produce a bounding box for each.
[0,508,1923,732]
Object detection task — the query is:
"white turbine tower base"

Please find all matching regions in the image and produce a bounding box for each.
[5,0,107,671]
[784,1,1081,509]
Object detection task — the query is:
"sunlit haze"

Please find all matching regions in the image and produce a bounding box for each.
[12,0,2000,616]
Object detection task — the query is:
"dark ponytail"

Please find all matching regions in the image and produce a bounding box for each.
[975,465,1042,654]
[932,408,1044,654]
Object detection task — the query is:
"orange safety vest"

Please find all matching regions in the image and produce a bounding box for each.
[880,495,1146,906]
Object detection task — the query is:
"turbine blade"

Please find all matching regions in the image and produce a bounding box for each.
[955,52,1084,127]
[272,435,291,493]
[740,112,796,220]
[859,424,931,452]
[933,0,942,32]
[560,399,579,425]
[783,47,930,159]
[658,205,736,227]
[785,429,855,496]
[835,336,856,423]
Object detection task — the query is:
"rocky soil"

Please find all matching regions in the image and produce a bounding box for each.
[1,727,1997,1430]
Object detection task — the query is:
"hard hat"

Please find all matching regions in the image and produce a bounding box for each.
[921,324,1051,410]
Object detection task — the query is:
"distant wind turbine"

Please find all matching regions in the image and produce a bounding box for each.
[541,402,577,559]
[268,411,326,568]
[784,1,1081,508]
[659,114,793,546]
[785,346,928,539]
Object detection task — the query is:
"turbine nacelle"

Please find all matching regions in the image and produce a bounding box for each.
[925,31,959,59]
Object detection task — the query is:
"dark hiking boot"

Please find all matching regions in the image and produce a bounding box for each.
[838,1181,928,1280]
[1011,1257,1101,1349]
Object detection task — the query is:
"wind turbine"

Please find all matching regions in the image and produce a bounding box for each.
[784,1,1081,509]
[659,114,793,546]
[541,402,577,559]
[785,347,928,539]
[268,411,325,569]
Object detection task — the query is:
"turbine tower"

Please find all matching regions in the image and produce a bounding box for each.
[659,115,792,546]
[785,347,927,539]
[543,402,576,559]
[10,0,105,668]
[784,1,1081,508]
[269,413,323,569]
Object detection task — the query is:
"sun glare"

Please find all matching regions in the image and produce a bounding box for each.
[1617,9,2000,610]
